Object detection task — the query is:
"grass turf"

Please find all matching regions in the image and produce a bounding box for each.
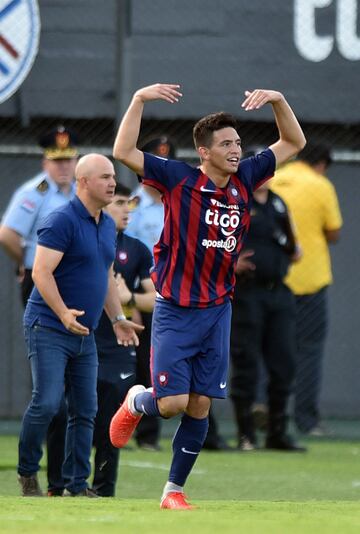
[1,434,360,533]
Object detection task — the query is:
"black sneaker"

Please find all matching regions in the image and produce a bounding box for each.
[202,436,234,451]
[47,488,64,497]
[18,474,43,497]
[63,488,100,498]
[265,434,307,452]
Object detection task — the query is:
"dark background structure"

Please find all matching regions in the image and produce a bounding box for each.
[1,0,359,418]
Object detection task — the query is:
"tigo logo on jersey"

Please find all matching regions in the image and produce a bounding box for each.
[205,209,241,237]
[157,372,169,387]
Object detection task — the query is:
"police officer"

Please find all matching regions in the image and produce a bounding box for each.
[0,125,78,494]
[0,125,78,305]
[92,183,156,496]
[230,178,306,452]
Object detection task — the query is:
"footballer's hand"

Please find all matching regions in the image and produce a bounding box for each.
[234,250,256,275]
[60,309,90,336]
[241,89,284,111]
[113,319,144,347]
[134,83,182,104]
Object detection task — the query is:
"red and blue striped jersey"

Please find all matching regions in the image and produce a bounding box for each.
[141,148,276,308]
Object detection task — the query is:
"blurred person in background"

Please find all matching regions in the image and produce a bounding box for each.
[271,144,342,435]
[0,126,78,496]
[230,173,305,452]
[17,154,142,497]
[127,136,231,451]
[109,82,306,509]
[92,183,155,496]
[126,137,172,451]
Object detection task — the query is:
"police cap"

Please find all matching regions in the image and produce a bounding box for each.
[141,136,175,158]
[39,125,79,160]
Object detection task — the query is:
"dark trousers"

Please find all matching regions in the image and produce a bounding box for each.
[293,288,328,432]
[92,343,136,496]
[135,311,161,447]
[230,282,296,417]
[21,272,66,492]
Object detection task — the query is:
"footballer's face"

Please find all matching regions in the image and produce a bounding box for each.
[106,194,131,231]
[200,127,242,177]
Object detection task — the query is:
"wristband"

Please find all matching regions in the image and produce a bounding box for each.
[111,313,126,325]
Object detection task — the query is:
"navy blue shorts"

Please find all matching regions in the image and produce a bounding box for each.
[150,299,231,399]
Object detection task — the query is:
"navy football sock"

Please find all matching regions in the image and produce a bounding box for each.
[168,413,209,487]
[134,390,161,417]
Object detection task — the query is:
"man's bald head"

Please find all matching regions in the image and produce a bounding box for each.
[75,153,114,182]
[75,153,117,213]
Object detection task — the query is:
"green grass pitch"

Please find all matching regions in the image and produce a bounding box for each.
[1,434,360,533]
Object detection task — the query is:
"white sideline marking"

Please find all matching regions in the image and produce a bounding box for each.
[121,460,205,475]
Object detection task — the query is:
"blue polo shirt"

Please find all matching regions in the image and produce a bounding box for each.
[24,196,116,333]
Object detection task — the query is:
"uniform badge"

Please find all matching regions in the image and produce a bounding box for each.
[117,250,128,264]
[36,179,49,193]
[20,198,36,212]
[55,130,70,149]
[157,372,169,387]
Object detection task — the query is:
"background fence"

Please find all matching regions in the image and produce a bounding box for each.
[0,0,360,418]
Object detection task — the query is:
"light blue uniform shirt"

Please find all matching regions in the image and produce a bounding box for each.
[1,172,76,268]
[125,186,164,255]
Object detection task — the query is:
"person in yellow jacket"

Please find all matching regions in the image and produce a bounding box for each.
[271,144,342,435]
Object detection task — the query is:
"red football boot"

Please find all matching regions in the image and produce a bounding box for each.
[160,492,195,510]
[109,385,145,448]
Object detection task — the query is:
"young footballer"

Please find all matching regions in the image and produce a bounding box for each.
[110,83,306,509]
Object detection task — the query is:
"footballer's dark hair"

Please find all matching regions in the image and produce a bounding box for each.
[193,112,239,148]
[114,183,131,197]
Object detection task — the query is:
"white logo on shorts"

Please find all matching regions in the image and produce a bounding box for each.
[220,382,227,389]
[119,372,134,380]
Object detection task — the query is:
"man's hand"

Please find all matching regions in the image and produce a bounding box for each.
[234,250,256,275]
[241,89,284,111]
[60,309,90,336]
[113,319,145,347]
[134,83,182,104]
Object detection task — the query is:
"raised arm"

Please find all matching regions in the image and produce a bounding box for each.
[241,89,306,165]
[113,83,182,176]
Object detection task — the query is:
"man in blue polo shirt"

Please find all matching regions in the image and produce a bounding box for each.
[17,153,143,497]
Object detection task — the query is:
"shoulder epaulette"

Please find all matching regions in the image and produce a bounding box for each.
[36,179,49,194]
